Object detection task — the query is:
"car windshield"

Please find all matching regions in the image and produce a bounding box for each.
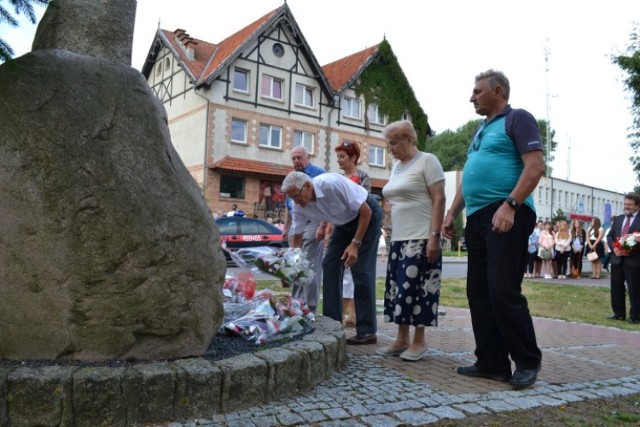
[217,219,238,234]
[241,221,262,234]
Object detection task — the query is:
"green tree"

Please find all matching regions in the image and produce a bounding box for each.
[551,208,568,225]
[426,120,481,171]
[537,119,557,174]
[0,0,50,63]
[426,118,557,174]
[613,24,640,184]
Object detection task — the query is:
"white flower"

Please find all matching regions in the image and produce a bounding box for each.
[231,247,315,286]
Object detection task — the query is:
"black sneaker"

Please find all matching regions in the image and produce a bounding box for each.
[456,365,511,382]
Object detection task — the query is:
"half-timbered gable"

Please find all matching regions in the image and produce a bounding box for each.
[141,4,428,222]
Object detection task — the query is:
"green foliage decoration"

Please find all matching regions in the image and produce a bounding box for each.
[613,24,640,183]
[426,119,482,171]
[354,39,431,150]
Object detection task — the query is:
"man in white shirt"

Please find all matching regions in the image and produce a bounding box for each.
[282,171,382,344]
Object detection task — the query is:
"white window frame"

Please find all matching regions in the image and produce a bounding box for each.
[233,68,249,93]
[295,83,314,108]
[231,118,247,143]
[293,130,314,153]
[342,96,361,119]
[259,124,282,149]
[261,74,283,100]
[367,103,385,125]
[368,145,385,167]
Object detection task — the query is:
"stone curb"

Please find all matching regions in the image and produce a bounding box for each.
[0,317,345,426]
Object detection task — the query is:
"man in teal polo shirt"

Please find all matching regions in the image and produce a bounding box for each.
[443,69,545,389]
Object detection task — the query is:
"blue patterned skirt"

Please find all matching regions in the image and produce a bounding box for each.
[383,239,441,327]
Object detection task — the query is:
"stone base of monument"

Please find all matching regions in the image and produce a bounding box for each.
[0,317,345,426]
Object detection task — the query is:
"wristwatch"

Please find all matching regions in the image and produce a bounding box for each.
[351,238,362,248]
[504,196,520,210]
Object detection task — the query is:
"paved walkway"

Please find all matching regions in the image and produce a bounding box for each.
[169,307,640,427]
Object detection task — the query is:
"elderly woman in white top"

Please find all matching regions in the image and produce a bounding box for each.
[377,120,446,361]
[282,171,382,345]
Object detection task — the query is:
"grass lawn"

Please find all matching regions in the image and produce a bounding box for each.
[258,277,637,331]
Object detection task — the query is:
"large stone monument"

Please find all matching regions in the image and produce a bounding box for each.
[0,0,226,361]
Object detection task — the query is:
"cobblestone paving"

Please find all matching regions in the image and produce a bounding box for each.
[162,308,640,427]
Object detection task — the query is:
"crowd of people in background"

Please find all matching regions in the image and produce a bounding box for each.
[525,216,610,280]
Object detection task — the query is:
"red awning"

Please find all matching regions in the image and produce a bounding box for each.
[569,213,592,222]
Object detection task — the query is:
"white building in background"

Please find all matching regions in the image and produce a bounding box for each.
[445,171,628,228]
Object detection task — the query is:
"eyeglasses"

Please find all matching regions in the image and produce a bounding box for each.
[468,122,486,153]
[341,141,352,147]
[289,185,304,200]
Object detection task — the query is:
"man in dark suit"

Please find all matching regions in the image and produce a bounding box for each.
[607,193,640,324]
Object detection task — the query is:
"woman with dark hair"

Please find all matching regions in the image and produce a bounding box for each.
[569,219,586,277]
[586,216,605,279]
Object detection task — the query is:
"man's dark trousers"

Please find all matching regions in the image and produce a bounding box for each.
[322,196,382,335]
[465,202,542,373]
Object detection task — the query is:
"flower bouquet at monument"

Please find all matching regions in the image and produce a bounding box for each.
[220,277,314,344]
[230,247,315,288]
[614,231,640,256]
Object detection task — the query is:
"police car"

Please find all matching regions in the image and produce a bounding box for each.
[215,214,287,265]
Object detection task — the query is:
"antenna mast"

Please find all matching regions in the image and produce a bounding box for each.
[567,137,571,181]
[544,39,551,177]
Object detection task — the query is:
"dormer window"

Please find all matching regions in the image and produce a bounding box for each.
[233,68,249,93]
[367,104,385,125]
[261,75,283,100]
[295,83,314,108]
[342,96,361,119]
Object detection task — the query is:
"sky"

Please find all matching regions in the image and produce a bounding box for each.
[2,0,639,193]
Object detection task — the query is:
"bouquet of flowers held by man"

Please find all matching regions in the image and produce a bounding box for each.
[614,231,640,256]
[230,246,315,287]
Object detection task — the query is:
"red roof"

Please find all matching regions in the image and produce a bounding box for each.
[198,8,280,84]
[159,29,216,80]
[212,156,387,189]
[322,45,379,92]
[211,156,294,178]
[145,5,377,98]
